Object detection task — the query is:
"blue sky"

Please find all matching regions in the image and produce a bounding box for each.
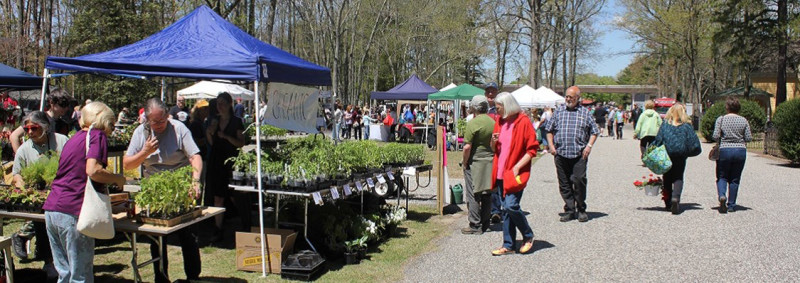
[593,0,636,78]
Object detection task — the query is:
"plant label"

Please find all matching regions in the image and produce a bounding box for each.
[343,184,352,196]
[367,178,375,188]
[312,192,323,205]
[403,167,416,176]
[387,172,395,180]
[355,181,364,192]
[330,187,340,199]
[377,175,386,184]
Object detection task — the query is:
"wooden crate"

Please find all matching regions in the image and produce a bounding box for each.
[138,208,202,227]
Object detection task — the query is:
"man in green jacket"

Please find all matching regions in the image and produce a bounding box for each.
[634,100,663,158]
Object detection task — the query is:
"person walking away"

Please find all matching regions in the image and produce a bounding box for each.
[653,103,702,214]
[460,95,495,235]
[353,108,363,140]
[713,97,752,213]
[489,92,538,256]
[343,105,353,139]
[630,104,642,128]
[593,103,607,137]
[333,104,343,143]
[606,105,616,138]
[123,98,204,283]
[545,86,599,222]
[45,102,126,283]
[615,105,625,139]
[11,111,68,280]
[634,100,662,159]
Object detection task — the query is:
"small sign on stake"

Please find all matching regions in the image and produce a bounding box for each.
[312,192,323,205]
[355,181,364,192]
[387,172,395,181]
[366,178,375,188]
[377,175,386,184]
[330,187,340,199]
[343,184,352,196]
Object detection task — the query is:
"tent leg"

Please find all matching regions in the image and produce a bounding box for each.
[39,68,50,111]
[160,79,166,102]
[254,82,267,277]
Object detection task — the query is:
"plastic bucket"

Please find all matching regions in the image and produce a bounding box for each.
[644,185,660,196]
[451,184,464,204]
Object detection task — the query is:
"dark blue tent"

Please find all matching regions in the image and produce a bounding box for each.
[0,63,42,91]
[45,5,331,86]
[370,74,437,100]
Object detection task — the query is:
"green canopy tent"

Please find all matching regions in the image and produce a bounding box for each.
[428,84,485,143]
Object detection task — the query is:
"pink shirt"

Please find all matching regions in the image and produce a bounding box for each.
[496,119,515,179]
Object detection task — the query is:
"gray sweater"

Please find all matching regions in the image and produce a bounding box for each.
[713,114,753,149]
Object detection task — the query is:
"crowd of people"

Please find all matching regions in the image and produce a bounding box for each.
[460,85,754,256]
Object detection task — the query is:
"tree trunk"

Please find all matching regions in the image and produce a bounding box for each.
[776,0,787,107]
[265,0,277,44]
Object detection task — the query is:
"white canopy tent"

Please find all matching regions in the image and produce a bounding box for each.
[177,80,255,100]
[511,85,565,108]
[511,85,538,108]
[439,83,457,92]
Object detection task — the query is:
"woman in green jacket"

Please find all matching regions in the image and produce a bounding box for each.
[634,100,662,158]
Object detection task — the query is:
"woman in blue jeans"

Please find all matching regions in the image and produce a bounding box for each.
[713,97,752,213]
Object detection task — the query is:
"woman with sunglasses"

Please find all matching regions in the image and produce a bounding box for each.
[10,88,73,152]
[9,111,69,281]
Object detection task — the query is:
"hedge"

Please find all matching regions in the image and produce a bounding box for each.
[773,99,800,163]
[700,99,767,142]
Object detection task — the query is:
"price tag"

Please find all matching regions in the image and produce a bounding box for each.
[377,175,386,184]
[403,167,416,176]
[366,178,375,188]
[330,187,340,199]
[355,181,364,192]
[312,192,323,205]
[387,172,395,181]
[343,184,352,196]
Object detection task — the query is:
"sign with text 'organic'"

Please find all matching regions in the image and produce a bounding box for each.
[264,83,322,133]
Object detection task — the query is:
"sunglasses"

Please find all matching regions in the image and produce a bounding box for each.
[23,125,42,131]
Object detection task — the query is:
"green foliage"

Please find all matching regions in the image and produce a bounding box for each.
[700,99,767,141]
[0,187,49,206]
[19,152,60,189]
[456,119,467,137]
[226,149,258,173]
[244,124,288,138]
[773,99,800,163]
[110,122,140,146]
[381,143,425,165]
[135,166,195,218]
[344,235,369,253]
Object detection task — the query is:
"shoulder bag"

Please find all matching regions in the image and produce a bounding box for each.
[76,127,115,239]
[708,116,724,161]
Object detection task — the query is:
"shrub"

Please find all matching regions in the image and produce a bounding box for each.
[773,99,800,163]
[700,99,767,142]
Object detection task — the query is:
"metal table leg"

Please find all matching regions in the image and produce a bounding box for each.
[304,199,317,252]
[275,195,280,228]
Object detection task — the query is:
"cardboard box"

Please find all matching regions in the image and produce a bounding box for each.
[235,228,297,273]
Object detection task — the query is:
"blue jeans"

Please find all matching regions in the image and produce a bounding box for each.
[45,211,94,283]
[491,185,502,216]
[333,123,341,142]
[716,148,746,208]
[499,181,534,249]
[364,124,370,140]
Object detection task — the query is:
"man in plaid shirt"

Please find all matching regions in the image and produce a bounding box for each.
[544,86,599,222]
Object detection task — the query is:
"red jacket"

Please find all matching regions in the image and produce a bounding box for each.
[491,113,539,196]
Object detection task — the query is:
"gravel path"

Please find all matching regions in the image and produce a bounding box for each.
[401,124,800,282]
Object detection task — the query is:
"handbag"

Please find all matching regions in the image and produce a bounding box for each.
[642,144,672,175]
[76,127,115,239]
[708,116,724,161]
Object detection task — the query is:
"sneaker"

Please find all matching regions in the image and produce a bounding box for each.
[719,196,728,214]
[490,214,502,224]
[491,247,515,256]
[577,212,589,222]
[519,238,534,254]
[460,226,483,235]
[670,198,680,215]
[11,233,28,259]
[560,213,576,222]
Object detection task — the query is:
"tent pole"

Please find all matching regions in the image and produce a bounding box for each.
[39,68,50,111]
[160,79,166,101]
[254,81,267,278]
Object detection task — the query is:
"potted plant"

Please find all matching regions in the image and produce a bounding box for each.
[135,166,200,226]
[343,235,367,264]
[226,149,257,185]
[381,204,407,237]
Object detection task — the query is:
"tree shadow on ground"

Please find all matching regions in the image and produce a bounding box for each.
[637,203,701,212]
[773,162,800,168]
[710,204,752,212]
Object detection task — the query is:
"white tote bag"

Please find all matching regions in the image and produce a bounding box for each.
[76,127,115,239]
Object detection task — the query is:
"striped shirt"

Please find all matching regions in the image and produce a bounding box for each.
[544,104,600,158]
[713,114,753,149]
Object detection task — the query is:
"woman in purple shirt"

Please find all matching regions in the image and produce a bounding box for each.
[43,102,125,283]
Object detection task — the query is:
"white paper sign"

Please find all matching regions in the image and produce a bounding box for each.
[343,184,352,196]
[264,83,323,133]
[355,182,363,192]
[403,167,416,176]
[377,175,386,184]
[312,192,323,205]
[330,187,340,199]
[387,172,395,181]
[367,178,375,188]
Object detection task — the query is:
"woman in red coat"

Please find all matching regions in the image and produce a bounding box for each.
[490,92,539,256]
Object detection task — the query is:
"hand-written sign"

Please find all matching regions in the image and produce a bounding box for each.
[264,83,323,134]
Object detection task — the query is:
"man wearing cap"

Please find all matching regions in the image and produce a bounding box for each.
[545,86,599,223]
[483,82,503,223]
[461,95,495,234]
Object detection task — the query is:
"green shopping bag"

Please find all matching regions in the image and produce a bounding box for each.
[642,145,672,174]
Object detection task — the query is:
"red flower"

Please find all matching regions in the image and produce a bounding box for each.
[634,181,643,186]
[650,174,654,177]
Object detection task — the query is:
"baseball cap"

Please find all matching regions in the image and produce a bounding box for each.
[485,82,498,90]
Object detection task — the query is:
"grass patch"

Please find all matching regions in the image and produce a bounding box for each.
[4,204,449,282]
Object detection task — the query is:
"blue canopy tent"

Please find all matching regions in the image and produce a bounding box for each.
[0,63,42,91]
[42,5,330,276]
[370,74,437,100]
